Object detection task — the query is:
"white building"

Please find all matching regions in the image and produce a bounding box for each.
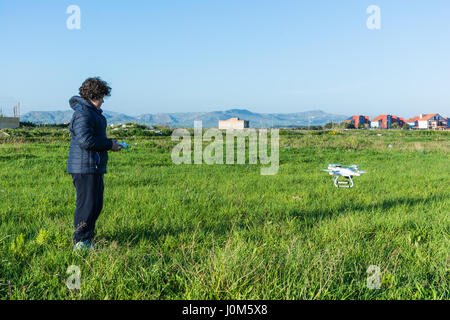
[370,120,380,128]
[218,117,250,130]
[0,117,19,129]
[417,113,447,129]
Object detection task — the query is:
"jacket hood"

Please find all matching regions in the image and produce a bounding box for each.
[69,96,102,114]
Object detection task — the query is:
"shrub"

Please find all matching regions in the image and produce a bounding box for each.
[20,121,36,128]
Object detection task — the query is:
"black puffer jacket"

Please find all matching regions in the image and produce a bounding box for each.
[67,96,113,174]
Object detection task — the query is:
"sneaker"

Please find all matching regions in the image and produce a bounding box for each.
[73,239,95,251]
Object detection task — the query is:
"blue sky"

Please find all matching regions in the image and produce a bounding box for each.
[1,0,449,118]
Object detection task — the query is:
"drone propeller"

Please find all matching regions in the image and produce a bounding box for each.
[328,163,342,167]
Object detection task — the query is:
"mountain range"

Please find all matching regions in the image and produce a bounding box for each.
[21,109,349,128]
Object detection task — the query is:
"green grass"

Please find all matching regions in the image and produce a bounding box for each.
[0,129,449,299]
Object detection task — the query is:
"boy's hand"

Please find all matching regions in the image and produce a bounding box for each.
[111,140,122,152]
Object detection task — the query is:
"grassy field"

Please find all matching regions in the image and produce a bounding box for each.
[0,128,449,299]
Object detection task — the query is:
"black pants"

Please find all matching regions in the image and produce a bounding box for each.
[71,174,104,243]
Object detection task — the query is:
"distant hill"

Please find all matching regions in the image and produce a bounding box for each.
[21,109,348,128]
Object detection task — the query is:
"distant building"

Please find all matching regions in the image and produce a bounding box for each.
[370,115,404,129]
[371,115,390,129]
[218,117,250,130]
[0,104,20,129]
[416,113,448,130]
[343,115,371,128]
[0,117,19,129]
[406,116,419,129]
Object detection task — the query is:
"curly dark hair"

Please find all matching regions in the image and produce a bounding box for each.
[79,77,111,101]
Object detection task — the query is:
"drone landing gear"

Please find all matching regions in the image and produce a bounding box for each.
[333,176,354,188]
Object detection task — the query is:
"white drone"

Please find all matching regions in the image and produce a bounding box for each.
[323,164,366,188]
[117,142,137,151]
